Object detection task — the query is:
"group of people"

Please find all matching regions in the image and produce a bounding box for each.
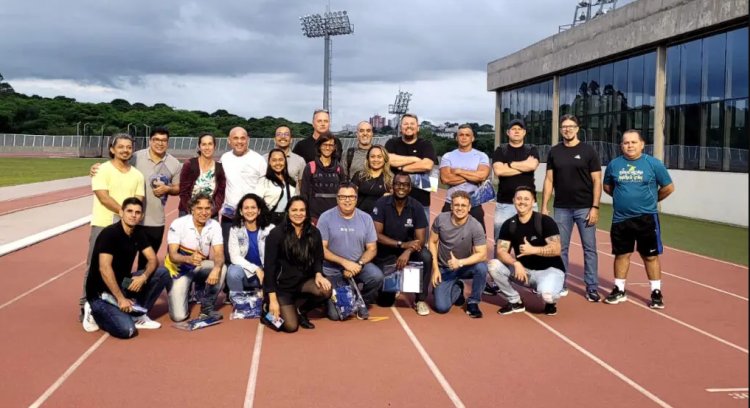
[78,109,675,338]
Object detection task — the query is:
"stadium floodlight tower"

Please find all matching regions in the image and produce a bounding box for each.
[300,9,354,115]
[388,90,412,135]
[558,0,618,32]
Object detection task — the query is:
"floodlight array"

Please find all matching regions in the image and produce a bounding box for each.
[300,10,354,38]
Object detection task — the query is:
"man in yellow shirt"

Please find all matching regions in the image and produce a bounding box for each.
[79,134,145,321]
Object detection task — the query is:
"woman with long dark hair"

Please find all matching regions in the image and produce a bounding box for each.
[226,193,275,298]
[263,196,332,332]
[178,132,226,217]
[351,144,393,213]
[256,148,297,225]
[299,132,346,223]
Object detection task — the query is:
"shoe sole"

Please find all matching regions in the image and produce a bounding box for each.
[498,307,526,315]
[586,296,600,303]
[545,311,558,316]
[649,303,665,309]
[604,296,628,304]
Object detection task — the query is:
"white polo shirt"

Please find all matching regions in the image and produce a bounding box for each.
[164,215,223,277]
[220,149,267,215]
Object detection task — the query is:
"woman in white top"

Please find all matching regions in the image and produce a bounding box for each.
[226,193,275,297]
[255,148,297,225]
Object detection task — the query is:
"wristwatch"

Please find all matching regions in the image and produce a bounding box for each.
[397,241,403,248]
[357,260,364,266]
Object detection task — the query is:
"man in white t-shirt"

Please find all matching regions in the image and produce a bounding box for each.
[165,193,226,321]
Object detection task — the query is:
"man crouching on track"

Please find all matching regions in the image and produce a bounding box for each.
[82,197,170,338]
[488,186,565,316]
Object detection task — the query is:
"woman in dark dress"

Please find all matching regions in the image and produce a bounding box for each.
[351,145,393,213]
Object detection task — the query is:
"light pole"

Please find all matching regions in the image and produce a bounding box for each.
[300,8,353,114]
[388,90,412,136]
[143,124,151,137]
[76,121,82,136]
[83,122,92,136]
[127,122,134,136]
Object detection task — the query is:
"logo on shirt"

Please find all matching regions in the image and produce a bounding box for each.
[617,164,644,183]
[373,207,378,215]
[405,218,413,228]
[574,154,581,159]
[339,227,355,233]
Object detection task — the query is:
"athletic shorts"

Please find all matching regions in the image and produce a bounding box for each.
[610,214,663,257]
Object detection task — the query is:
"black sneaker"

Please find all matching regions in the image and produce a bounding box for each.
[483,282,499,296]
[453,280,466,307]
[544,303,557,316]
[466,303,483,318]
[604,287,627,304]
[297,309,316,329]
[586,289,601,302]
[78,306,84,323]
[498,301,525,315]
[649,289,665,309]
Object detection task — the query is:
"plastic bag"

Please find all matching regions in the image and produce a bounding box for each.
[229,289,263,320]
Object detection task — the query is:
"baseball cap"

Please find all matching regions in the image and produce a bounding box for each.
[508,119,526,129]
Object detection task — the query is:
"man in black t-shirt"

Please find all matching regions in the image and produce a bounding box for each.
[488,186,566,316]
[82,197,170,339]
[292,109,343,164]
[384,113,438,229]
[541,114,602,302]
[492,119,540,241]
[371,173,433,316]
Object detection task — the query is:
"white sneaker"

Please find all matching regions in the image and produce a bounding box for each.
[415,301,430,316]
[82,302,100,332]
[132,314,161,330]
[559,288,569,297]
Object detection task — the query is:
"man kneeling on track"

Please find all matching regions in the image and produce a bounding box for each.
[488,186,565,316]
[82,197,170,338]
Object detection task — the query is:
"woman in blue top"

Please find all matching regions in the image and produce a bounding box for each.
[226,193,275,300]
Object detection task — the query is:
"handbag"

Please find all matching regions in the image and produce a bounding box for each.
[470,179,496,207]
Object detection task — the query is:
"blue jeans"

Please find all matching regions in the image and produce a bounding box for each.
[433,263,488,313]
[167,260,227,322]
[90,267,170,339]
[226,264,262,292]
[488,259,565,304]
[323,263,384,320]
[553,207,599,290]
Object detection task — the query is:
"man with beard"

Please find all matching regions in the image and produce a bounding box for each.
[268,125,306,184]
[344,121,374,179]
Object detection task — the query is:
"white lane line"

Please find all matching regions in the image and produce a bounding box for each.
[567,273,749,354]
[0,261,85,311]
[706,388,749,392]
[243,323,265,408]
[391,306,465,408]
[29,333,109,408]
[527,313,673,408]
[570,241,748,301]
[0,215,91,257]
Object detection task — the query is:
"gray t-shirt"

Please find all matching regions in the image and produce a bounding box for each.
[431,212,487,267]
[439,148,490,202]
[131,149,182,226]
[346,147,369,180]
[318,207,377,269]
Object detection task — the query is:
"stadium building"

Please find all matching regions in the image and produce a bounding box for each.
[487,0,748,226]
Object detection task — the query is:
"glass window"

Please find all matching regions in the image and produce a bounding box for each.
[613,60,628,111]
[705,102,724,170]
[643,52,656,108]
[727,99,748,172]
[627,54,645,109]
[680,40,702,105]
[726,27,749,99]
[683,104,702,170]
[702,33,726,102]
[666,46,680,106]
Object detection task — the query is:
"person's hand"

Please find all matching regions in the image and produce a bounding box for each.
[190,252,205,267]
[405,240,422,252]
[447,251,461,270]
[541,206,550,216]
[255,268,264,284]
[89,163,101,177]
[118,297,134,313]
[343,269,354,279]
[517,237,538,258]
[206,269,220,286]
[268,298,281,319]
[431,271,442,287]
[315,274,331,292]
[513,262,529,284]
[128,275,147,292]
[343,260,362,275]
[152,181,170,197]
[586,208,599,226]
[395,251,411,270]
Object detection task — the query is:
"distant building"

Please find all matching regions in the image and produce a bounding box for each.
[369,114,386,130]
[341,124,357,133]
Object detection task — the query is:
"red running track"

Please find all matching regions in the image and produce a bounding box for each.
[0,192,746,407]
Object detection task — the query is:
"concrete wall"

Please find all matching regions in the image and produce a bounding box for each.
[533,164,748,227]
[487,0,749,91]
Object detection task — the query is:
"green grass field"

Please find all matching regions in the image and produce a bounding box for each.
[1,158,746,265]
[0,157,101,187]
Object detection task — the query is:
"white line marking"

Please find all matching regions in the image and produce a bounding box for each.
[570,241,748,301]
[527,314,673,408]
[28,333,109,408]
[0,215,91,257]
[567,274,749,354]
[0,261,85,311]
[706,388,749,392]
[243,323,265,408]
[0,192,91,217]
[391,306,465,408]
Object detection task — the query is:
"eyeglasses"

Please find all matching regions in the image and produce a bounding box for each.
[337,195,357,201]
[275,132,291,137]
[560,125,578,130]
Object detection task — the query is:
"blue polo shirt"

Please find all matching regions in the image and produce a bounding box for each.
[371,195,428,261]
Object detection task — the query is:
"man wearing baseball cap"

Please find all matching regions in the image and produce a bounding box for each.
[486,119,540,295]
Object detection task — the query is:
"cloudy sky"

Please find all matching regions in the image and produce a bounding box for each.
[0,0,632,130]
